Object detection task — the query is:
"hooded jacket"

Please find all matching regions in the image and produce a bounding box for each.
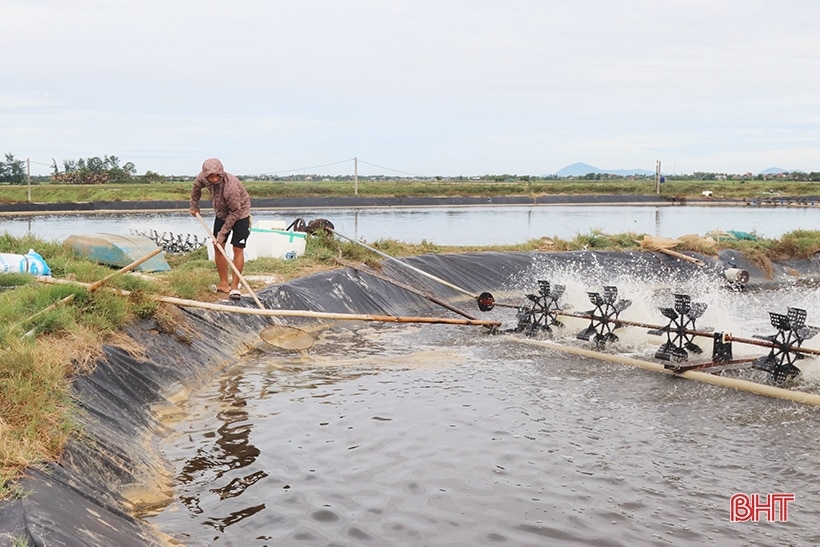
[190,158,251,243]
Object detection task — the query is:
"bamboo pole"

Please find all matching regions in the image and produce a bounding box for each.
[656,247,706,266]
[36,277,502,327]
[512,337,820,407]
[87,247,162,291]
[333,230,482,299]
[194,213,265,310]
[14,248,162,336]
[193,213,315,350]
[336,258,480,321]
[639,235,706,266]
[557,311,820,357]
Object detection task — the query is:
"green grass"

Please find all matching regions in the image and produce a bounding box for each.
[0,178,818,205]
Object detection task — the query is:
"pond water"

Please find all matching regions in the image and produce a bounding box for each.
[143,266,820,546]
[1,203,817,246]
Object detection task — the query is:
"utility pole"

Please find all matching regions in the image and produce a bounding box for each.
[655,160,661,195]
[27,158,31,202]
[354,156,358,196]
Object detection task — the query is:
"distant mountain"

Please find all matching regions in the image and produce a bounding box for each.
[555,162,600,176]
[555,162,654,177]
[759,167,789,175]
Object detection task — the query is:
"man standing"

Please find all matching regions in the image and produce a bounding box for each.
[190,158,251,299]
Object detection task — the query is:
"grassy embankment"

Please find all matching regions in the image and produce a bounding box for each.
[0,183,818,501]
[0,178,818,204]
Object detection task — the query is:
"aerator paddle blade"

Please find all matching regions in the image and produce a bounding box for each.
[260,325,315,351]
[655,343,688,362]
[477,292,495,312]
[576,326,596,341]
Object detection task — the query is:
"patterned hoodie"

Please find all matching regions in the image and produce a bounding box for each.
[190,158,251,243]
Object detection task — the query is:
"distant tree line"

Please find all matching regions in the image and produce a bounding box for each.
[4,151,820,183]
[51,155,139,184]
[0,154,26,184]
[679,171,820,182]
[2,153,169,184]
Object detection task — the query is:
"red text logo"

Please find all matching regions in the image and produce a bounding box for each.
[730,493,794,522]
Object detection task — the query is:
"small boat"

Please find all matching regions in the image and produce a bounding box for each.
[64,233,170,272]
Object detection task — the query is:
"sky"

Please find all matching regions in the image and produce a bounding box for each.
[3,0,820,178]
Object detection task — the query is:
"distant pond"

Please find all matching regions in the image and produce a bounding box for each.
[1,203,816,246]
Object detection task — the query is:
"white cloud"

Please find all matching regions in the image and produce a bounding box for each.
[0,93,59,109]
[3,0,820,176]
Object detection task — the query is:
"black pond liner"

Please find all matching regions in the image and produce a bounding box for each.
[0,193,675,215]
[0,250,816,546]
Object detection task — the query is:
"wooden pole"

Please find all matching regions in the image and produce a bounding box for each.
[333,230,480,300]
[556,310,820,358]
[655,160,661,195]
[194,214,316,350]
[15,248,163,336]
[336,258,480,321]
[87,247,162,291]
[512,337,820,407]
[194,213,265,310]
[36,277,502,327]
[654,247,705,266]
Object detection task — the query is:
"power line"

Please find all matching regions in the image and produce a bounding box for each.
[257,157,429,178]
[356,159,427,178]
[259,158,355,176]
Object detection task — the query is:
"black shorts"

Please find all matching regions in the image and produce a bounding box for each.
[213,216,251,248]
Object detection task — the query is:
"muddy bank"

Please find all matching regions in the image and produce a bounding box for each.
[0,249,817,545]
[0,194,680,215]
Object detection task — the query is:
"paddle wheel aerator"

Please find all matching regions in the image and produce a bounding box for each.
[512,280,819,384]
[515,281,565,337]
[752,307,820,383]
[648,294,707,362]
[575,286,632,349]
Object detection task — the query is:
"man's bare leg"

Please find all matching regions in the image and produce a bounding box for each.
[213,242,231,293]
[230,246,245,292]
